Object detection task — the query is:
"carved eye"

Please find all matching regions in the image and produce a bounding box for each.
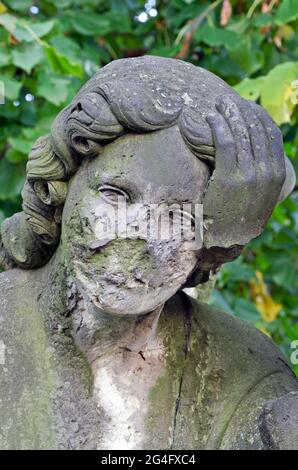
[98,185,130,205]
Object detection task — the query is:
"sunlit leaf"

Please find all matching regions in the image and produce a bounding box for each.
[234,76,265,101]
[0,50,11,67]
[0,14,55,42]
[250,272,282,323]
[12,42,43,73]
[37,75,70,106]
[260,62,298,125]
[45,45,84,77]
[195,24,238,49]
[0,74,22,100]
[7,137,32,154]
[0,2,7,14]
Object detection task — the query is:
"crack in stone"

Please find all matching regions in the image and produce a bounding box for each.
[138,351,146,361]
[170,293,193,449]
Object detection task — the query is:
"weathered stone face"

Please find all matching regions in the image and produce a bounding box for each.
[61,126,209,315]
[1,56,295,275]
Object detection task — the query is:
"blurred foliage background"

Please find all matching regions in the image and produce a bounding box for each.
[0,0,297,373]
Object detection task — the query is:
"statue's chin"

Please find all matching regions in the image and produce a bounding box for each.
[72,267,169,315]
[73,265,190,316]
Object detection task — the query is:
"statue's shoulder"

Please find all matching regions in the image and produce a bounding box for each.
[163,292,296,379]
[258,391,298,449]
[0,268,58,449]
[185,294,298,449]
[0,266,28,287]
[0,268,35,317]
[188,293,294,378]
[162,292,298,449]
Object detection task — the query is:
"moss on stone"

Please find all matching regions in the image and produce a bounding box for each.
[0,271,57,449]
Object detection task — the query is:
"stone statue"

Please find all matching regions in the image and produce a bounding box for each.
[0,56,297,450]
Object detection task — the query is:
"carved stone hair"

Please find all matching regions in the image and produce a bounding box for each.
[0,57,273,280]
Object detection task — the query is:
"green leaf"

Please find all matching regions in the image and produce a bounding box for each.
[70,12,112,36]
[49,0,73,8]
[0,14,55,42]
[149,44,182,57]
[276,0,298,25]
[271,259,297,290]
[16,19,55,42]
[253,13,274,27]
[50,35,81,62]
[234,298,260,325]
[37,75,70,106]
[104,11,131,34]
[44,45,84,77]
[228,37,264,76]
[4,0,32,12]
[194,24,238,49]
[7,137,32,154]
[69,10,131,36]
[221,259,255,284]
[22,125,51,141]
[12,43,43,73]
[209,290,234,315]
[0,75,22,100]
[234,76,265,101]
[200,53,243,80]
[0,26,9,42]
[167,2,206,29]
[0,49,11,67]
[0,13,16,34]
[5,147,27,163]
[0,158,25,200]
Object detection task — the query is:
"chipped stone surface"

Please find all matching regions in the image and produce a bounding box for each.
[93,343,164,450]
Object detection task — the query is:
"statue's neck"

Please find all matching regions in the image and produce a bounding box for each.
[38,245,163,364]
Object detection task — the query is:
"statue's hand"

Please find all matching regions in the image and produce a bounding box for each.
[203,95,286,248]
